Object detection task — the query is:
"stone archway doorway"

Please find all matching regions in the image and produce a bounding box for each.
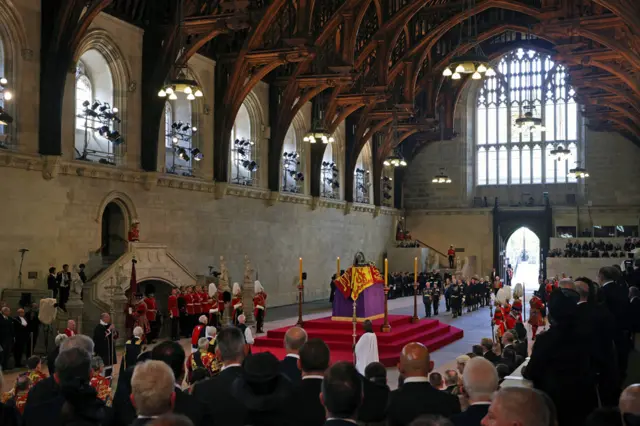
[505,227,541,291]
[126,279,175,339]
[101,202,127,259]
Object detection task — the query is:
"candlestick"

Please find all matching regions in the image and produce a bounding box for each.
[412,257,419,323]
[382,257,391,332]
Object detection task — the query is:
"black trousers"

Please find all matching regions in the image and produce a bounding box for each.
[179,313,189,337]
[448,256,454,268]
[433,298,439,315]
[1,340,13,370]
[14,336,27,367]
[255,309,264,332]
[445,295,450,311]
[171,316,179,340]
[59,287,70,310]
[423,302,431,317]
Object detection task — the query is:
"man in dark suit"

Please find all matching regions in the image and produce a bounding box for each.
[629,287,640,332]
[47,267,58,299]
[387,342,461,426]
[13,308,29,367]
[192,326,248,426]
[443,369,459,394]
[23,347,108,426]
[320,361,363,426]
[480,338,500,365]
[279,326,307,384]
[360,362,390,424]
[130,360,177,426]
[598,266,632,379]
[451,357,498,426]
[291,338,330,426]
[25,302,40,358]
[0,306,14,370]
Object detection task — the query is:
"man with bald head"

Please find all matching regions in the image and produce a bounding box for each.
[620,384,640,425]
[481,387,550,426]
[388,342,460,426]
[279,326,307,384]
[452,357,498,426]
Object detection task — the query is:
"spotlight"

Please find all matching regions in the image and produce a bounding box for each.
[172,136,179,144]
[112,107,119,113]
[0,77,7,85]
[108,131,121,143]
[91,101,101,111]
[177,147,189,161]
[191,148,203,161]
[384,160,391,166]
[182,124,191,132]
[283,152,288,158]
[82,100,90,107]
[192,126,197,132]
[3,91,12,101]
[0,107,14,125]
[98,125,110,136]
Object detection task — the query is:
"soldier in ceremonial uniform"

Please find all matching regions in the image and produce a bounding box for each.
[1,374,30,414]
[191,315,208,352]
[253,280,267,334]
[193,285,203,322]
[178,287,188,337]
[528,293,545,340]
[120,326,145,374]
[200,285,211,324]
[143,286,158,343]
[185,286,196,330]
[168,287,180,341]
[492,304,506,340]
[133,292,150,336]
[432,282,441,316]
[208,283,220,329]
[423,283,432,318]
[231,282,243,325]
[217,284,227,323]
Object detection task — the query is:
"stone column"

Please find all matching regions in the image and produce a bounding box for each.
[242,255,255,325]
[219,256,231,325]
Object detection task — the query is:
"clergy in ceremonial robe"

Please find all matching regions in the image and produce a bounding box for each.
[92,312,119,371]
[355,320,379,375]
[191,315,207,352]
[120,326,144,374]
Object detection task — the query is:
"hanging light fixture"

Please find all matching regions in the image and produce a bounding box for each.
[550,145,571,161]
[303,93,334,144]
[432,169,452,184]
[514,106,545,133]
[158,66,203,102]
[442,0,494,81]
[568,164,589,179]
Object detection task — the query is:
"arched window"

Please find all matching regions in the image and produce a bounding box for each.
[74,51,117,164]
[476,48,580,185]
[230,103,257,185]
[321,139,339,199]
[282,124,303,193]
[354,142,372,204]
[164,102,173,147]
[164,99,197,176]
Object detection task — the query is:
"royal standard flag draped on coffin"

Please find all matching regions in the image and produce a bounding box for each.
[334,265,384,301]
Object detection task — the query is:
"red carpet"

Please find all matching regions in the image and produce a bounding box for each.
[252,315,464,366]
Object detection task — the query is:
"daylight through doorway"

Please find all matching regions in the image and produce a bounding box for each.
[505,227,540,293]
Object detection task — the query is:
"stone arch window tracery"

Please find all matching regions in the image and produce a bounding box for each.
[354,141,373,204]
[281,111,306,194]
[230,89,265,187]
[475,48,580,186]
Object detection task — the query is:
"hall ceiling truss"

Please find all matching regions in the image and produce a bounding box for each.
[39,0,640,206]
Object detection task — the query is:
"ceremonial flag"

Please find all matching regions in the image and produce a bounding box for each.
[333,265,385,301]
[334,269,353,299]
[130,259,138,299]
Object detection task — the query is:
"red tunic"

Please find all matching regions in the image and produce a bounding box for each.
[217,291,226,313]
[186,351,221,383]
[493,309,506,337]
[168,295,179,318]
[447,248,455,257]
[64,328,76,337]
[144,296,157,322]
[231,296,243,323]
[90,374,113,407]
[193,292,202,314]
[134,301,150,333]
[191,324,205,347]
[253,292,267,319]
[528,296,545,327]
[185,293,195,315]
[200,292,210,313]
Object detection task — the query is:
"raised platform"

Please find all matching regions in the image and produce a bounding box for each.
[252,315,464,367]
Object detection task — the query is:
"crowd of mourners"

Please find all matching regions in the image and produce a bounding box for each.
[548,238,640,259]
[1,260,640,426]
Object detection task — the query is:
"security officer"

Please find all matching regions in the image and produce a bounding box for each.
[423,283,432,318]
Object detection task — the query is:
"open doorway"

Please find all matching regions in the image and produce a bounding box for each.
[505,227,540,291]
[101,202,127,258]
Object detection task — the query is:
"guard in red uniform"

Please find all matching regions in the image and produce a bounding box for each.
[492,303,506,340]
[199,286,210,318]
[528,294,545,340]
[168,288,180,341]
[133,293,150,335]
[185,286,195,330]
[193,285,203,317]
[191,315,208,352]
[253,280,267,334]
[144,286,158,343]
[207,283,220,328]
[217,285,226,322]
[231,283,243,326]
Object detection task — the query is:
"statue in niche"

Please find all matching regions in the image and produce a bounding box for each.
[456,256,462,272]
[219,256,230,292]
[70,265,84,297]
[128,219,140,242]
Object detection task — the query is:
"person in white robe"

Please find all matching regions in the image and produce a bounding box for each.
[355,319,379,375]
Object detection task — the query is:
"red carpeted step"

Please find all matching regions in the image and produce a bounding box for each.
[253,315,464,367]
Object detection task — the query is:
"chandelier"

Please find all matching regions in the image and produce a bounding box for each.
[384,151,407,167]
[443,0,495,81]
[515,106,545,134]
[432,169,452,184]
[550,145,571,161]
[158,67,203,101]
[303,132,334,144]
[568,164,589,179]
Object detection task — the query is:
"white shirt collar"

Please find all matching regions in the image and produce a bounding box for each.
[470,401,492,406]
[137,416,159,420]
[18,317,27,326]
[403,377,429,384]
[286,353,300,359]
[603,281,614,287]
[222,363,242,371]
[326,418,357,424]
[302,375,324,380]
[577,300,588,305]
[100,320,108,326]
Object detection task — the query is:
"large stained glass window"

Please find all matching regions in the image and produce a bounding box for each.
[476,48,579,185]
